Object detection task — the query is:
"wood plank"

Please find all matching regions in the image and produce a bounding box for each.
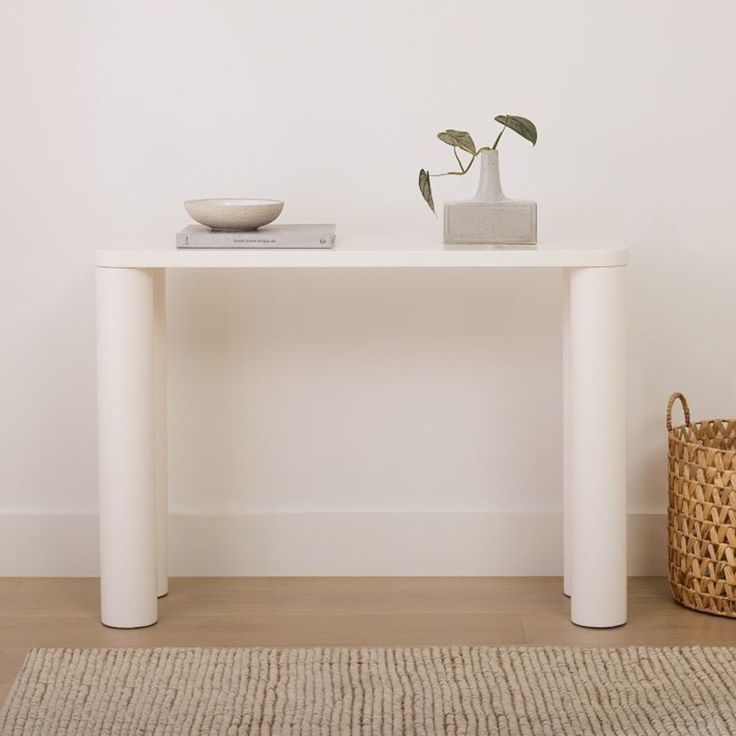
[0,578,98,617]
[1,577,734,702]
[0,612,525,648]
[0,577,572,618]
[160,576,572,617]
[0,649,29,707]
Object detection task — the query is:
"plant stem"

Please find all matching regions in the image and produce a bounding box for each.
[429,171,468,177]
[430,150,480,177]
[429,144,497,179]
[463,152,478,173]
[491,116,509,150]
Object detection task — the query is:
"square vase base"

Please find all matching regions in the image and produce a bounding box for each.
[444,199,537,247]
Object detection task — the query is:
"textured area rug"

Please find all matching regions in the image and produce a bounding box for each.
[2,647,736,735]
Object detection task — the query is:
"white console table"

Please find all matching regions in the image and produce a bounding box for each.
[96,241,628,629]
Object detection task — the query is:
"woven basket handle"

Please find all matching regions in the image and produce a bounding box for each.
[666,392,691,431]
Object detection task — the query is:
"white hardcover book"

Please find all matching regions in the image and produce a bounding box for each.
[177,224,336,249]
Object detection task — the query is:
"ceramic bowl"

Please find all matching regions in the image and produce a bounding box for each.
[184,198,284,231]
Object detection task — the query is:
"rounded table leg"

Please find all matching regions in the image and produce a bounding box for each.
[97,266,158,628]
[569,265,627,628]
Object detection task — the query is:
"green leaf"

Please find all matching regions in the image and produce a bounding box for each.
[418,169,435,213]
[494,115,537,146]
[437,129,476,155]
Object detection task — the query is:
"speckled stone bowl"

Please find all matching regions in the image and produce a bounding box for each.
[184,198,284,231]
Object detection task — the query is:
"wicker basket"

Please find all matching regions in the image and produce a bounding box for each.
[667,392,736,618]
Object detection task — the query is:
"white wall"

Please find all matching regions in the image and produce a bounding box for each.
[2,0,736,575]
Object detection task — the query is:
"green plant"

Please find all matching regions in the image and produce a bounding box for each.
[418,115,537,213]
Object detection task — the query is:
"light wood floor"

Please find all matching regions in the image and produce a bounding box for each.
[2,576,736,704]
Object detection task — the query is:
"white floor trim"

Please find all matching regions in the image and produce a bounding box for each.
[0,511,665,576]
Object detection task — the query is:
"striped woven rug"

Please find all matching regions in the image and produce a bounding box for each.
[1,646,735,735]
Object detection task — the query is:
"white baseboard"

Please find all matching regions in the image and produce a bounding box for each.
[0,511,666,576]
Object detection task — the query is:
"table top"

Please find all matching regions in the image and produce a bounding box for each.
[96,238,627,269]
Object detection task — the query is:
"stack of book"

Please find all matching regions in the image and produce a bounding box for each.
[176,224,336,249]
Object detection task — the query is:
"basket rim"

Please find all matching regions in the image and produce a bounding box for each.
[670,417,736,429]
[669,419,736,452]
[669,438,736,463]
